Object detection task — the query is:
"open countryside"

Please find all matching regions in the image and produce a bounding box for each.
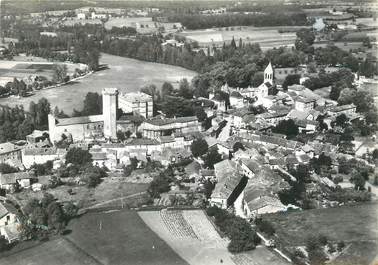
[0,53,196,115]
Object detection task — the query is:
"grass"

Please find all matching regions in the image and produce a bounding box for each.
[0,237,100,265]
[0,53,197,115]
[0,210,188,265]
[66,210,188,265]
[265,203,378,264]
[13,177,149,209]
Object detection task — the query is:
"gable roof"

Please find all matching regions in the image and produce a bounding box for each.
[0,202,18,219]
[0,172,34,185]
[56,115,103,126]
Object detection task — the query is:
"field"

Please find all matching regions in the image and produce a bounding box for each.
[179,26,301,50]
[138,209,288,265]
[0,238,100,265]
[265,203,378,264]
[0,210,188,265]
[0,59,84,85]
[0,53,196,114]
[12,177,149,210]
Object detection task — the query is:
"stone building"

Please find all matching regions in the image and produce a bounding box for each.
[140,116,201,139]
[118,92,153,119]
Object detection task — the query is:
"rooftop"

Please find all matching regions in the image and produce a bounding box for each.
[329,103,356,112]
[0,202,18,219]
[56,115,103,126]
[0,172,35,185]
[119,92,152,103]
[145,116,198,126]
[0,142,21,155]
[23,147,58,156]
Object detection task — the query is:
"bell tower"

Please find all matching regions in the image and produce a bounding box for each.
[264,62,274,86]
[102,88,118,141]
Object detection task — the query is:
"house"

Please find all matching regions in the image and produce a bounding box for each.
[0,202,20,243]
[118,92,153,119]
[229,91,245,109]
[238,158,262,179]
[241,166,288,218]
[22,147,66,169]
[211,94,227,112]
[210,160,247,209]
[0,172,36,192]
[244,193,286,218]
[256,110,290,125]
[141,116,200,139]
[26,130,49,144]
[294,119,318,134]
[294,96,316,112]
[77,13,86,19]
[328,104,356,117]
[229,108,254,128]
[0,143,22,164]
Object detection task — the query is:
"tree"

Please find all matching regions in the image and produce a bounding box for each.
[233,142,245,152]
[29,98,50,129]
[334,114,348,128]
[351,171,366,190]
[190,138,209,157]
[46,202,65,232]
[65,148,92,166]
[178,78,193,99]
[52,64,68,83]
[80,165,107,188]
[272,119,299,139]
[161,82,174,98]
[372,149,378,160]
[141,84,160,102]
[203,148,222,169]
[82,92,102,116]
[63,202,78,221]
[282,74,300,90]
[0,163,18,174]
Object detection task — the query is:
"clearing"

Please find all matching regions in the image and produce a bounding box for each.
[265,202,378,264]
[179,26,300,50]
[11,176,149,210]
[138,209,288,265]
[0,53,197,115]
[0,210,188,265]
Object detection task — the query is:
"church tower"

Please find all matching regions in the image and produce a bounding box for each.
[264,62,274,86]
[102,88,118,141]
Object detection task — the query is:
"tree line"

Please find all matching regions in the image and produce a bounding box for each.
[166,12,309,30]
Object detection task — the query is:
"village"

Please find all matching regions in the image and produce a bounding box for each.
[0,0,377,265]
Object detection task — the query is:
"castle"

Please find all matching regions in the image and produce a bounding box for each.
[48,88,201,144]
[48,88,119,143]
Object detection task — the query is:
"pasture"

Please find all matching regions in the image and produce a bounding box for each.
[0,53,197,114]
[265,203,378,264]
[180,26,299,50]
[67,210,188,265]
[138,209,288,265]
[0,210,188,265]
[0,237,100,265]
[13,177,149,210]
[0,59,85,86]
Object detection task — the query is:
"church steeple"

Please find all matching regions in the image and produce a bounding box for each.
[264,62,274,86]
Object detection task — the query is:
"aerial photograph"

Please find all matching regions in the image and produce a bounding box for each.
[0,0,377,264]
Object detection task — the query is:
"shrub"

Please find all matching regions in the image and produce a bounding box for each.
[206,206,260,253]
[255,218,275,236]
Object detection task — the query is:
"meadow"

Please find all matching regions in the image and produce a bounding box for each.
[0,210,188,265]
[265,203,378,264]
[0,53,197,115]
[67,210,188,265]
[179,26,302,50]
